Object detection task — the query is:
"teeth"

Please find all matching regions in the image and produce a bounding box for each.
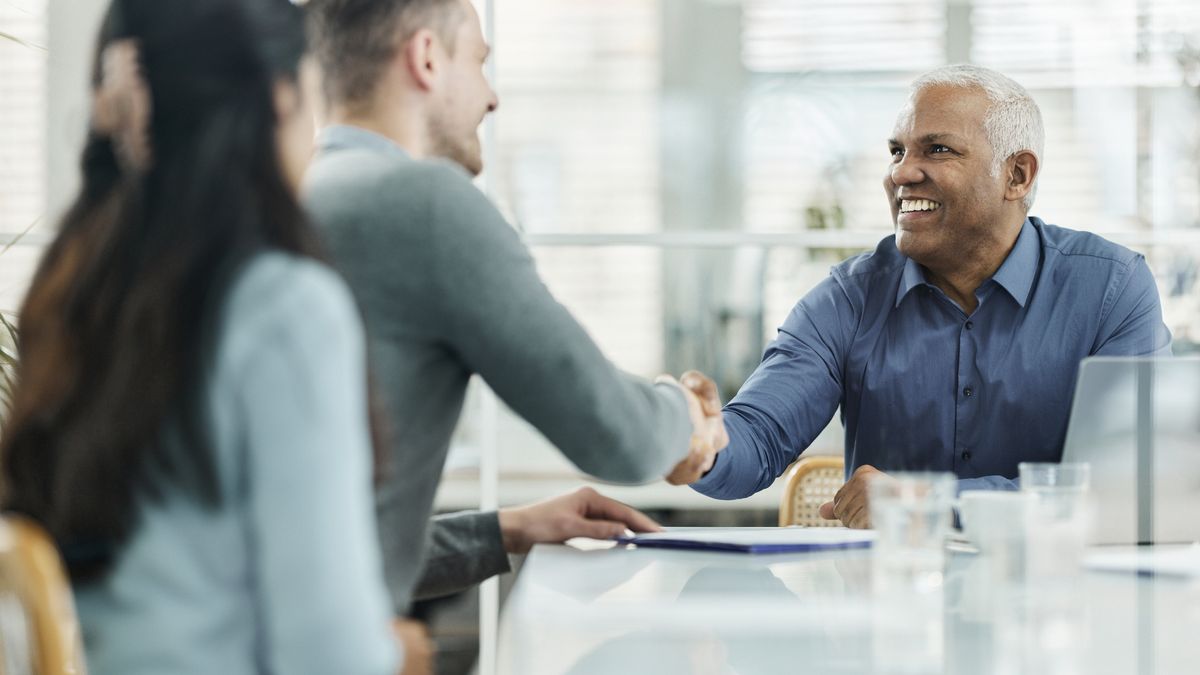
[900,199,940,213]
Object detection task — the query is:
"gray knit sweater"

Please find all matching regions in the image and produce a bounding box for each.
[303,125,692,613]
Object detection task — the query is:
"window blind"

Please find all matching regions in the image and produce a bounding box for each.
[0,0,47,312]
[492,0,664,371]
[742,0,945,75]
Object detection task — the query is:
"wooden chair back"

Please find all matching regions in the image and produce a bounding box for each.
[778,456,845,527]
[0,516,87,675]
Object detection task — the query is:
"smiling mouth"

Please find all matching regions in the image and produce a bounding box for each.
[898,198,942,214]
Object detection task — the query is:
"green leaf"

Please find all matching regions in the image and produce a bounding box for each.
[0,29,46,51]
[0,311,15,337]
[0,216,40,259]
[0,312,16,427]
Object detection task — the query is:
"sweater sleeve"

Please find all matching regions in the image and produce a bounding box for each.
[422,163,692,484]
[232,259,399,675]
[411,511,510,601]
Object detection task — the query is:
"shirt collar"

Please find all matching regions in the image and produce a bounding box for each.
[895,255,928,308]
[989,217,1039,308]
[894,217,1039,309]
[315,124,411,160]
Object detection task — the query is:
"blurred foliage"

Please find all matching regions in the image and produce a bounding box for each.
[0,312,16,429]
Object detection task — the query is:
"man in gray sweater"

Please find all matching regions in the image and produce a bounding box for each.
[303,0,728,614]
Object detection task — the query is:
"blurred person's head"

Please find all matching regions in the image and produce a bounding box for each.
[0,0,321,580]
[884,64,1042,275]
[306,0,498,175]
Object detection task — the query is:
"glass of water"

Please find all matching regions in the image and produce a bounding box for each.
[869,471,956,595]
[1019,462,1092,581]
[1019,463,1089,507]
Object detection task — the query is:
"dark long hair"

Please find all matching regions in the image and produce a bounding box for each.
[0,0,321,580]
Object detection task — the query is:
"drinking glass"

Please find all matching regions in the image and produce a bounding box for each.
[1019,462,1093,581]
[869,472,956,595]
[1019,463,1089,513]
[869,472,955,674]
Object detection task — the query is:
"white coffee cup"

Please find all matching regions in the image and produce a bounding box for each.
[957,490,1036,547]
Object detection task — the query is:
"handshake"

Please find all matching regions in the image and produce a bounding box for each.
[656,370,730,485]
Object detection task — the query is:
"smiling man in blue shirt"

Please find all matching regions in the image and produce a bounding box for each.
[688,65,1171,528]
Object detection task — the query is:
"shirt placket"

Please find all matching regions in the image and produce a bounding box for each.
[953,297,985,472]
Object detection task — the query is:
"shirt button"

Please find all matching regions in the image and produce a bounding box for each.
[963,387,974,397]
[965,321,974,330]
[962,450,972,461]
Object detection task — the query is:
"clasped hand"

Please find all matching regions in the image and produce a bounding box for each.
[658,370,729,485]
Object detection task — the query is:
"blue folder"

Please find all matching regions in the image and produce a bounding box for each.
[616,527,876,554]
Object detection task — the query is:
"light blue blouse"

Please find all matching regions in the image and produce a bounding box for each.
[73,253,399,675]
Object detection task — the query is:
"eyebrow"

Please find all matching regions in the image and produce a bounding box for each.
[888,133,965,146]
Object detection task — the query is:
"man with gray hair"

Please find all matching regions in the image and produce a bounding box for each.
[685,64,1171,527]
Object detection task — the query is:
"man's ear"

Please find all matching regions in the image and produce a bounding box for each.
[1005,150,1039,205]
[272,77,301,123]
[401,28,441,92]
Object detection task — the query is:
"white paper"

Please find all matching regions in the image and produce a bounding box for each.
[1083,544,1200,577]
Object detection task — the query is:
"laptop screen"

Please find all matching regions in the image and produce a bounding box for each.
[1061,356,1200,545]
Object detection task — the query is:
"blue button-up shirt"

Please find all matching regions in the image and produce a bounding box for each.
[693,218,1172,498]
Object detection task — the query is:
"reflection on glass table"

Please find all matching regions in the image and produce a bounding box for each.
[498,541,1200,675]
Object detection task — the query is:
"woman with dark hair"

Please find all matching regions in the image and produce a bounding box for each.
[0,0,427,672]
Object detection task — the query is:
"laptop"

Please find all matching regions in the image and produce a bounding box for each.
[1061,356,1200,545]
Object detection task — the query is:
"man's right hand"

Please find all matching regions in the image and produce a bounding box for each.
[393,619,434,675]
[658,370,729,485]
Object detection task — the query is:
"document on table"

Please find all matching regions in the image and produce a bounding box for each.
[1084,544,1200,578]
[616,526,876,554]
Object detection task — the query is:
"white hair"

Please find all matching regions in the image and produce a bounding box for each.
[910,64,1044,210]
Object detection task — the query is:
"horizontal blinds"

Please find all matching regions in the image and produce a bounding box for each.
[492,0,661,236]
[973,0,1200,87]
[742,0,945,75]
[490,0,664,374]
[493,0,659,93]
[0,0,47,312]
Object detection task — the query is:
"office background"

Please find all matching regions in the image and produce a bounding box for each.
[5,2,1200,673]
[4,0,1200,503]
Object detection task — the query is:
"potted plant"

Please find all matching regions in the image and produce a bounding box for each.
[0,312,14,427]
[0,19,44,430]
